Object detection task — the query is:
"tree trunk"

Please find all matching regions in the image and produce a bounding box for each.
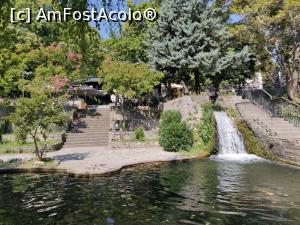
[167,80,172,98]
[287,69,300,103]
[181,80,189,95]
[157,83,162,97]
[32,130,41,160]
[194,70,200,94]
[211,81,220,103]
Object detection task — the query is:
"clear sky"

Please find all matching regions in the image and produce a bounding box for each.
[88,0,127,39]
[88,0,243,39]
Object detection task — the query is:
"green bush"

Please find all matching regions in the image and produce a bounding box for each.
[191,102,218,155]
[196,102,215,144]
[159,111,193,152]
[160,110,182,127]
[134,127,145,141]
[196,121,214,144]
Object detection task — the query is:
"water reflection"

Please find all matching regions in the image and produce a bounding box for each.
[0,160,299,225]
[216,161,248,193]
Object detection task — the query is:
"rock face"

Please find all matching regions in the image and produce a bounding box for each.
[162,95,209,120]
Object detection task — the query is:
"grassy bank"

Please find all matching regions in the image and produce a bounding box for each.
[0,158,57,169]
[0,139,62,154]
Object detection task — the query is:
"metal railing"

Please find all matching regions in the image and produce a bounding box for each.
[242,88,300,128]
[272,97,300,127]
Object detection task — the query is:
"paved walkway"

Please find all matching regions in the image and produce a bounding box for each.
[0,146,191,175]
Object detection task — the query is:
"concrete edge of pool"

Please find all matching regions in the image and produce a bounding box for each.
[0,157,198,177]
[0,146,200,177]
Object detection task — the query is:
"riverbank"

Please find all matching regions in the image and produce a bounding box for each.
[0,146,196,175]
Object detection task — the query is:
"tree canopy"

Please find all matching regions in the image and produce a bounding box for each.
[0,0,103,98]
[147,0,254,94]
[229,0,300,102]
[101,57,163,99]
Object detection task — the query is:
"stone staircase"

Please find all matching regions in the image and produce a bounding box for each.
[63,108,111,148]
[236,101,300,163]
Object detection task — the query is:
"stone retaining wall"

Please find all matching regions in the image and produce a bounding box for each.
[162,95,209,120]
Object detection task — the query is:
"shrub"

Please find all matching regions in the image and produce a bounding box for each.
[160,110,182,127]
[196,103,214,143]
[159,111,193,152]
[196,121,214,144]
[134,127,145,141]
[192,102,218,155]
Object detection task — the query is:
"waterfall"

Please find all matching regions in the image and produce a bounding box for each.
[212,111,262,161]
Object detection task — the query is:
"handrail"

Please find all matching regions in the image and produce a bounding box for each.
[242,88,300,128]
[281,97,300,108]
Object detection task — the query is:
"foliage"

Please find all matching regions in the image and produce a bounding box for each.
[229,0,300,102]
[103,0,160,63]
[15,130,27,144]
[0,0,104,98]
[192,102,218,156]
[134,127,145,141]
[101,57,164,99]
[0,120,7,135]
[147,0,254,93]
[159,110,182,127]
[9,93,68,160]
[196,107,214,144]
[159,110,193,152]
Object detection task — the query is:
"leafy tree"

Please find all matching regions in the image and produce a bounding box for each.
[103,0,160,63]
[101,57,163,99]
[0,0,104,98]
[101,57,163,132]
[229,0,300,102]
[147,0,253,95]
[9,90,68,160]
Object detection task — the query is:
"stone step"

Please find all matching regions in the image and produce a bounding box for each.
[66,136,109,141]
[65,138,109,144]
[66,135,109,140]
[70,126,110,130]
[64,109,111,148]
[67,129,110,133]
[65,138,109,143]
[237,101,300,164]
[63,143,108,147]
[67,132,109,136]
[65,138,109,142]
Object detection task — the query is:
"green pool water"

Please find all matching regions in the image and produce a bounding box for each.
[0,159,299,225]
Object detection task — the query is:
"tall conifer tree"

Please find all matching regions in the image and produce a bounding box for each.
[148,0,253,94]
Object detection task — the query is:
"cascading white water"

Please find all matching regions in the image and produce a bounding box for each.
[212,111,262,161]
